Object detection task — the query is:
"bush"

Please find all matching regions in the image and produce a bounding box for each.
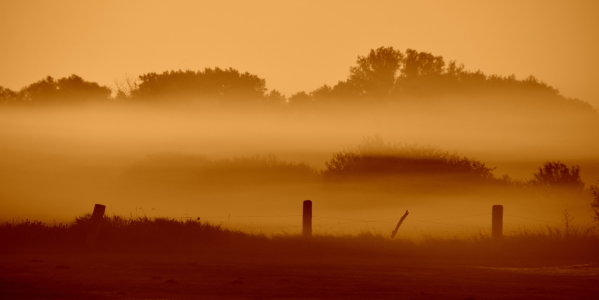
[530,161,584,189]
[323,136,495,183]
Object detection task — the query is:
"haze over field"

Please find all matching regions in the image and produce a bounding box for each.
[1,49,598,237]
[3,3,599,299]
[1,1,599,239]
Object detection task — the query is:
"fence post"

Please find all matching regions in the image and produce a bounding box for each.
[85,204,106,250]
[492,205,503,240]
[391,210,409,239]
[303,200,312,238]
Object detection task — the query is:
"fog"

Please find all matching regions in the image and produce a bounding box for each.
[1,98,597,238]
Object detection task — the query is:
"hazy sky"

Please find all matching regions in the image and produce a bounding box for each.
[1,0,598,107]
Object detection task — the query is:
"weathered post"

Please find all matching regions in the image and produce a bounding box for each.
[391,210,409,239]
[85,204,106,250]
[302,200,312,238]
[492,205,503,240]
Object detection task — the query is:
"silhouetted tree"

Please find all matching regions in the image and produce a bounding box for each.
[262,89,286,108]
[310,85,333,100]
[113,74,138,101]
[347,46,403,99]
[591,183,599,221]
[293,46,597,122]
[19,76,58,103]
[56,75,112,102]
[0,86,19,105]
[2,46,596,120]
[19,75,111,105]
[400,49,445,79]
[323,136,495,182]
[394,49,448,98]
[530,161,584,189]
[306,47,404,103]
[130,68,267,106]
[288,91,313,107]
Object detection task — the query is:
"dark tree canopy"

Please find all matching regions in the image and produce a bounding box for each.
[292,47,597,118]
[262,89,286,108]
[347,46,403,99]
[401,49,445,79]
[0,46,596,118]
[287,91,313,107]
[19,75,111,105]
[129,68,268,106]
[0,86,19,105]
[530,161,584,189]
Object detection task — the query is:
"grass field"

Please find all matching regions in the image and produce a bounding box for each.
[1,216,598,299]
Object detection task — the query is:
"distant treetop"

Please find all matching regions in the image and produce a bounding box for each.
[2,75,111,106]
[129,68,268,106]
[291,47,593,112]
[0,46,596,117]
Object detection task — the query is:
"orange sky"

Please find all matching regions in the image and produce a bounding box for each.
[1,0,598,108]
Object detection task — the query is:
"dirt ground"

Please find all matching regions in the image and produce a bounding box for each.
[1,252,598,300]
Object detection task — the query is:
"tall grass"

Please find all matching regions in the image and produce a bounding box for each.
[0,214,262,253]
[1,215,598,261]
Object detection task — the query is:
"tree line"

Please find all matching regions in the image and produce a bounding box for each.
[0,47,596,116]
[127,137,588,190]
[124,137,598,221]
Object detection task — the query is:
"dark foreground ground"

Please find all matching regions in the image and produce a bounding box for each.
[1,252,598,300]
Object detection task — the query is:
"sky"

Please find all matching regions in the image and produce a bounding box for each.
[1,0,599,108]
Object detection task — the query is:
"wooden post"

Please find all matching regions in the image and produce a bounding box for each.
[492,205,503,240]
[391,210,409,239]
[303,200,312,238]
[85,204,106,250]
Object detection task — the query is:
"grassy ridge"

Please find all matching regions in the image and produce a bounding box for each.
[2,215,598,261]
